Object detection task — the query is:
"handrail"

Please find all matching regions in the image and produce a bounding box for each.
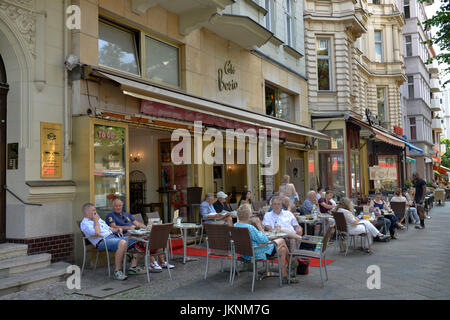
[4,185,42,206]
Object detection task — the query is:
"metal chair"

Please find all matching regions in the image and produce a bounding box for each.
[288,227,333,287]
[125,223,174,283]
[333,211,370,255]
[230,227,282,292]
[77,220,111,277]
[132,213,145,225]
[204,224,234,283]
[390,201,408,230]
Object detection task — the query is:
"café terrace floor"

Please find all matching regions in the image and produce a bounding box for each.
[2,202,450,300]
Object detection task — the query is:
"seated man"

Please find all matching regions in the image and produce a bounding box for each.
[263,196,303,249]
[390,190,408,224]
[200,193,233,226]
[106,199,174,272]
[318,190,336,232]
[301,191,318,215]
[213,191,233,213]
[281,196,297,215]
[80,203,135,280]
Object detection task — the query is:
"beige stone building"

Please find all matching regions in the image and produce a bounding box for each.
[305,0,408,197]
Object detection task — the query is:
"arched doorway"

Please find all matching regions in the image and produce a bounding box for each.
[0,54,8,243]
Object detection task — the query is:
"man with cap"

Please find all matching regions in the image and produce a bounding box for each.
[213,191,233,213]
[200,193,234,226]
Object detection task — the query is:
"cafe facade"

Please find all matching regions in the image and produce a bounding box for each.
[69,0,329,262]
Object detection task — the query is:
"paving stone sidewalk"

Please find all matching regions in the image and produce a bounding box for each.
[1,203,449,300]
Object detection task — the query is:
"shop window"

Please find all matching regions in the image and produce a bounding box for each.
[317,39,331,91]
[405,35,412,57]
[318,129,344,150]
[145,36,180,87]
[377,87,386,123]
[319,153,345,196]
[93,125,127,217]
[377,155,398,191]
[374,30,383,62]
[98,20,140,75]
[265,84,295,121]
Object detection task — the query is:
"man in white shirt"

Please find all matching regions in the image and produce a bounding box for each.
[80,203,140,280]
[263,196,303,248]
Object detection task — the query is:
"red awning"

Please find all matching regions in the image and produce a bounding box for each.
[372,127,405,148]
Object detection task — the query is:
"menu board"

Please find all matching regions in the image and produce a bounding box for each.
[40,122,62,178]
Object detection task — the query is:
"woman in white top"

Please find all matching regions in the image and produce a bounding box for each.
[336,197,388,253]
[279,175,298,203]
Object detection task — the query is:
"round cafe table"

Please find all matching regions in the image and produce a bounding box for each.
[173,223,202,264]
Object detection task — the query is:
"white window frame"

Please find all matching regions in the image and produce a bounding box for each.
[316,38,332,91]
[374,30,383,62]
[408,75,414,99]
[264,0,272,31]
[284,0,293,47]
[405,35,412,57]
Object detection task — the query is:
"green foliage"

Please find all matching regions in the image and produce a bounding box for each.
[404,179,413,189]
[441,137,450,168]
[420,0,450,86]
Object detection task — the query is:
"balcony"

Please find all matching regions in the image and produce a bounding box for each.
[432,118,443,132]
[429,59,439,74]
[431,98,441,112]
[430,78,441,93]
[131,0,235,34]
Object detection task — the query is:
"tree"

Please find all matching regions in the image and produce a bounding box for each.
[441,137,450,168]
[420,0,450,86]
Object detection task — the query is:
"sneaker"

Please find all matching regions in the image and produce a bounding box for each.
[113,270,127,280]
[149,261,163,273]
[378,234,390,241]
[160,262,175,269]
[415,225,425,229]
[128,265,146,275]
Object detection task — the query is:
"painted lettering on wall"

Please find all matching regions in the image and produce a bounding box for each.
[218,60,238,91]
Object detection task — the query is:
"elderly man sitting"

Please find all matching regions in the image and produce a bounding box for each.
[200,193,233,226]
[80,203,136,280]
[262,196,303,249]
[301,191,319,215]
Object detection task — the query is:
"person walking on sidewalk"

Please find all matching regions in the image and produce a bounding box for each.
[413,173,427,230]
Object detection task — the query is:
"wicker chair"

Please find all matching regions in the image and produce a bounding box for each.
[288,227,333,287]
[333,211,370,256]
[390,201,408,231]
[230,227,282,292]
[204,224,234,283]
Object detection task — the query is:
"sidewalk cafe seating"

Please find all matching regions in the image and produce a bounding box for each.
[230,227,282,292]
[288,227,332,287]
[333,211,370,256]
[124,223,173,283]
[77,220,112,278]
[204,224,234,283]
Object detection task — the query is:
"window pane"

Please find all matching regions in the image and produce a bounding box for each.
[278,91,294,120]
[318,129,344,150]
[99,21,140,75]
[145,36,179,86]
[317,39,329,56]
[318,59,330,90]
[264,0,271,30]
[265,85,276,117]
[375,43,383,62]
[374,31,382,42]
[404,7,410,19]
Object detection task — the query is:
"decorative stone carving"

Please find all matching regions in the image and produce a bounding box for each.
[0,0,36,56]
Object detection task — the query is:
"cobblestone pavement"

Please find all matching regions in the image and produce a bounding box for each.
[2,203,449,300]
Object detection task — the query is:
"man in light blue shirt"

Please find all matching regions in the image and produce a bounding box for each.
[301,191,318,215]
[200,193,233,225]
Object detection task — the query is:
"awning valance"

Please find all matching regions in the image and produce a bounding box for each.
[401,139,424,154]
[94,70,330,140]
[372,127,405,148]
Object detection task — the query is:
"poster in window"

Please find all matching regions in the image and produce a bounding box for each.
[41,122,62,178]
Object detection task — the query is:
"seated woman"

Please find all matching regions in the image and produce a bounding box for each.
[369,192,404,239]
[238,190,252,207]
[336,198,389,253]
[234,204,298,284]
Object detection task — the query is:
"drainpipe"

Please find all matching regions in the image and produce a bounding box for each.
[63,0,71,160]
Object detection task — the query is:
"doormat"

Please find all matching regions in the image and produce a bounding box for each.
[74,282,140,299]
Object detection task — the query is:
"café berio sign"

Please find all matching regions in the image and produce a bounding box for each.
[218,60,238,91]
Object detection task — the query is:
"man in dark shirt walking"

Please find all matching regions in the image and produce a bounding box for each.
[413,173,427,230]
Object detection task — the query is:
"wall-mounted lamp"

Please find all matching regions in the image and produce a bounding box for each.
[130,153,143,163]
